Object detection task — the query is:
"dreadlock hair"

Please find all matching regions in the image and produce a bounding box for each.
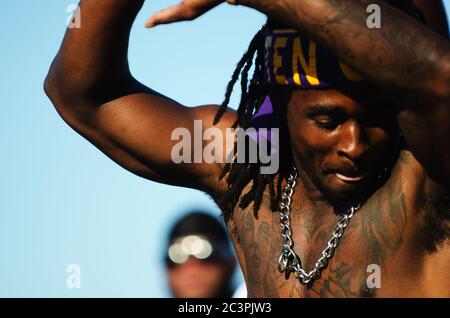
[214,0,428,220]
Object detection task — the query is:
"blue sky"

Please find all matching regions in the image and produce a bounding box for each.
[0,1,449,297]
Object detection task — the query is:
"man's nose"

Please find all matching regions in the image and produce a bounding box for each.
[336,121,369,161]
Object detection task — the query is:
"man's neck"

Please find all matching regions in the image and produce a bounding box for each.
[296,168,327,203]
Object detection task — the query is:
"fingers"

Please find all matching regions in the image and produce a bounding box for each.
[145,3,191,28]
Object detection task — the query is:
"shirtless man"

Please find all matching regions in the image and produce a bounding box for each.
[45,0,450,297]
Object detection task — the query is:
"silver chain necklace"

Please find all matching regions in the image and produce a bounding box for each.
[278,166,362,285]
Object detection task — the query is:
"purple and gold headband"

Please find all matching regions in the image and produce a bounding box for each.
[248,29,364,155]
[263,29,362,89]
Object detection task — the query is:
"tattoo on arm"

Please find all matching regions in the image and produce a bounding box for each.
[242,0,450,99]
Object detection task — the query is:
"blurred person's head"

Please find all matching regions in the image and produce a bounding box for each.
[164,211,236,298]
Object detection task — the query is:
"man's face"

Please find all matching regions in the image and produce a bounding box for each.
[167,257,231,298]
[284,85,400,202]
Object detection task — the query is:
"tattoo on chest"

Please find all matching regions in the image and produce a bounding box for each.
[232,171,411,297]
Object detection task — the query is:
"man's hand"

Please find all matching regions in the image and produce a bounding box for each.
[145,0,224,28]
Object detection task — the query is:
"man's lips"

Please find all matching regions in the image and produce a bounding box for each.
[334,172,368,182]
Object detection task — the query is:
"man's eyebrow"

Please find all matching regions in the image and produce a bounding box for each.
[304,105,348,116]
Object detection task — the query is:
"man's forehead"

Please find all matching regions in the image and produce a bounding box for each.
[286,84,393,110]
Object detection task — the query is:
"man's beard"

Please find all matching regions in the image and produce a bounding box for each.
[312,153,398,214]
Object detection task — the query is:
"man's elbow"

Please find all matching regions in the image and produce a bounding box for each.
[43,71,58,102]
[43,65,73,107]
[44,68,95,127]
[43,58,53,88]
[44,70,69,115]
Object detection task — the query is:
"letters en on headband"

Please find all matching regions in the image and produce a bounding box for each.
[264,29,362,89]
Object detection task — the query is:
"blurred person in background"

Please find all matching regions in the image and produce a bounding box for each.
[164,211,237,298]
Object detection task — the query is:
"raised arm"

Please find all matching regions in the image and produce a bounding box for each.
[44,0,235,195]
[145,0,450,186]
[413,0,449,38]
[233,0,450,186]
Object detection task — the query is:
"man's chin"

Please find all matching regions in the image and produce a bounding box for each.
[317,176,374,210]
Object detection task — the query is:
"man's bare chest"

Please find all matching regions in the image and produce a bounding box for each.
[227,177,428,297]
